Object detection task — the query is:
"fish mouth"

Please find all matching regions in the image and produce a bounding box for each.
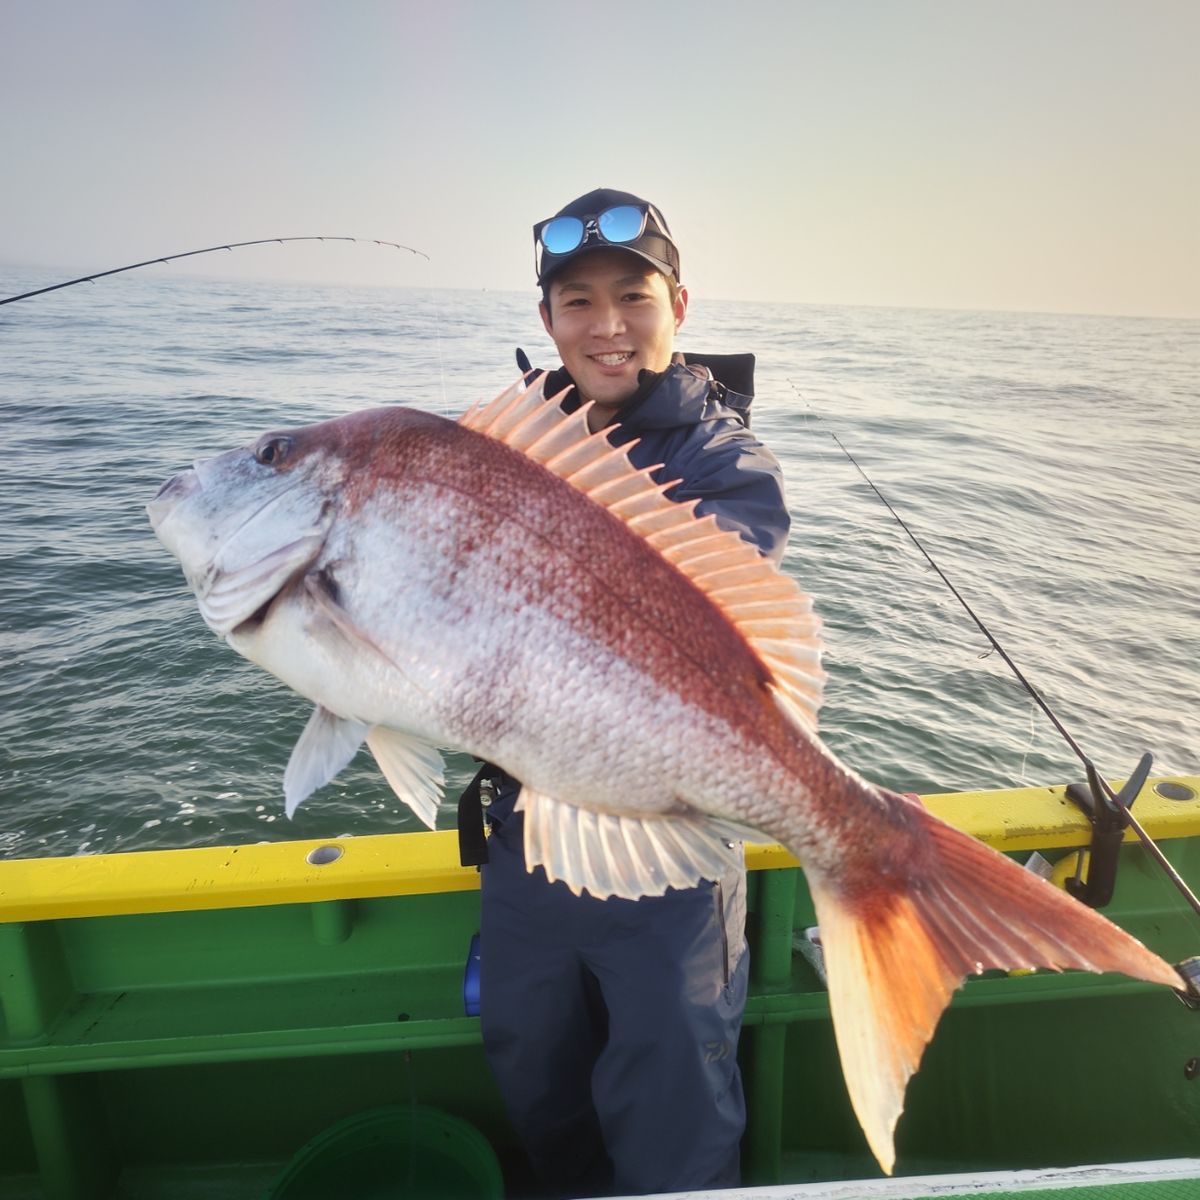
[147,468,201,530]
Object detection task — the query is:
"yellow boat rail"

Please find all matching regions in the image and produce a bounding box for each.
[1,775,1197,923]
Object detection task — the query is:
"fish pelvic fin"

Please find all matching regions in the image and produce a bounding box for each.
[809,799,1181,1176]
[282,709,445,829]
[460,376,826,728]
[284,705,369,818]
[518,787,744,900]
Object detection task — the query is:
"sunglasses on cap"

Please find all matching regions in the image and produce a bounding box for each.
[533,202,678,283]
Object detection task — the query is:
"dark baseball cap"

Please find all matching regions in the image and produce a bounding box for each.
[533,188,681,286]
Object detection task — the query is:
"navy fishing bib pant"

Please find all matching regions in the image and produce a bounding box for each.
[475,363,787,1196]
[480,800,748,1196]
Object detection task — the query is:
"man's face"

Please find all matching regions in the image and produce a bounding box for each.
[540,249,688,417]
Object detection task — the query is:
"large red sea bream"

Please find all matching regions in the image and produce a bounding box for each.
[147,376,1180,1173]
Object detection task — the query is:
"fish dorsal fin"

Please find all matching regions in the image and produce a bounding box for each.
[518,787,745,900]
[461,376,825,727]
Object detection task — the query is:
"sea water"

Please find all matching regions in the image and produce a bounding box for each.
[1,270,1196,860]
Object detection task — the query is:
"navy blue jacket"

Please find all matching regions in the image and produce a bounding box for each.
[597,363,789,564]
[487,362,789,825]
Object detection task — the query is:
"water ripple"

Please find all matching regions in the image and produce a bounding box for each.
[1,275,1197,858]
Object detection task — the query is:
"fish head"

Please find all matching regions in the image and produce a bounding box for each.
[148,421,347,636]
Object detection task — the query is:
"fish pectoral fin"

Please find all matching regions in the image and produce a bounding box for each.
[519,788,743,901]
[283,705,369,818]
[808,798,1182,1176]
[365,728,444,830]
[303,575,432,701]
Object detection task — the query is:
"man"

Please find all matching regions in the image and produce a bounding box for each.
[476,188,790,1197]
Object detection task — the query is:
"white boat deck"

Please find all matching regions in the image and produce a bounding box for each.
[607,1158,1200,1199]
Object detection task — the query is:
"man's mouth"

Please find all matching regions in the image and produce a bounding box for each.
[590,352,634,368]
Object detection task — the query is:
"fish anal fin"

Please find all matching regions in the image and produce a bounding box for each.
[519,788,741,900]
[365,728,444,830]
[459,376,826,719]
[808,796,1181,1175]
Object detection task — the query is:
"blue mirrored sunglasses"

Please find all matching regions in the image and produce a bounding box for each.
[537,204,650,257]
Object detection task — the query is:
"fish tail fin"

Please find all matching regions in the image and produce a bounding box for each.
[806,799,1181,1175]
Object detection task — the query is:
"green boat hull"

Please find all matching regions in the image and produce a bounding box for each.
[2,776,1198,1198]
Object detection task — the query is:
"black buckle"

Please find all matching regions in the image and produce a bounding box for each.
[456,763,495,868]
[1175,958,1200,1011]
[1063,752,1152,908]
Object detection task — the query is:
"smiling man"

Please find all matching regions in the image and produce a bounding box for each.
[537,238,686,430]
[473,188,790,1197]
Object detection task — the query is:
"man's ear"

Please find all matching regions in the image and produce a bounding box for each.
[539,299,554,335]
[673,285,689,332]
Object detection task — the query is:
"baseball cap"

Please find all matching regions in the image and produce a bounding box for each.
[533,188,681,286]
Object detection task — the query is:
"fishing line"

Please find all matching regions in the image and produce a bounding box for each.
[433,288,449,415]
[1018,701,1039,785]
[0,236,430,306]
[790,381,1200,925]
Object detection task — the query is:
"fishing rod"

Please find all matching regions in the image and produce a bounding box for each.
[0,236,430,306]
[789,381,1200,943]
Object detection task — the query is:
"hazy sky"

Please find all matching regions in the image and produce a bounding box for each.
[2,0,1197,317]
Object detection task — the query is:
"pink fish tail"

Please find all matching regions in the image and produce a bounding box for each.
[804,797,1180,1175]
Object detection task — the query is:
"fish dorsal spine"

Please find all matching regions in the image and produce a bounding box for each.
[460,376,826,728]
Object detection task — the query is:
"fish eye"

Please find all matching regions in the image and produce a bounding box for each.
[255,436,292,467]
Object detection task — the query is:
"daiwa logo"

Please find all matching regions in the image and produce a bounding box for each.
[704,1040,731,1063]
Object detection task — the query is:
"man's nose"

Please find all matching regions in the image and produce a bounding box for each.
[589,301,624,336]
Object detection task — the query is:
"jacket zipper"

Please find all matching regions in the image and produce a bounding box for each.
[715,879,730,986]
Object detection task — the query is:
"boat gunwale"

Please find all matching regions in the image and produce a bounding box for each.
[1,775,1197,923]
